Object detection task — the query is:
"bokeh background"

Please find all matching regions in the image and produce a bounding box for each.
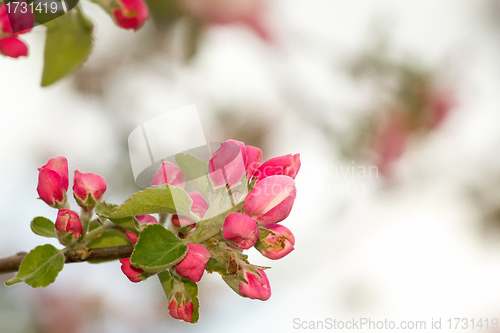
[2,0,500,332]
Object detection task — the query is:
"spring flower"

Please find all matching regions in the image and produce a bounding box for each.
[239,268,271,300]
[223,213,259,250]
[111,0,149,31]
[55,209,83,242]
[243,175,296,225]
[171,192,208,227]
[169,299,194,322]
[151,161,185,188]
[174,243,211,282]
[254,224,295,259]
[37,156,69,208]
[73,170,107,208]
[119,258,146,283]
[254,153,300,182]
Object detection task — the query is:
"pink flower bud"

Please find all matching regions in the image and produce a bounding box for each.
[188,192,209,218]
[151,162,185,188]
[239,268,271,300]
[171,192,209,227]
[0,3,34,34]
[223,213,259,250]
[168,299,194,323]
[181,0,272,41]
[125,214,158,243]
[73,170,107,208]
[243,175,297,225]
[0,37,28,58]
[373,114,408,176]
[55,209,83,240]
[112,0,149,31]
[37,156,69,208]
[135,214,158,225]
[223,139,262,180]
[174,243,211,282]
[255,224,295,260]
[245,145,262,179]
[171,214,191,228]
[119,258,145,283]
[255,153,300,182]
[209,141,246,188]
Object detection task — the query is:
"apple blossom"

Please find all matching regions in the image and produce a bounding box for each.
[243,175,297,225]
[171,192,208,227]
[239,268,271,301]
[36,156,69,208]
[151,162,185,188]
[55,209,83,242]
[119,258,146,283]
[112,0,149,31]
[223,213,259,250]
[169,299,194,323]
[208,141,246,188]
[174,243,211,282]
[254,153,301,182]
[255,224,295,260]
[73,170,107,208]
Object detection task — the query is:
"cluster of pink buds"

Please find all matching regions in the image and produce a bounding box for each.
[119,139,300,322]
[36,156,107,244]
[25,142,299,324]
[0,3,34,58]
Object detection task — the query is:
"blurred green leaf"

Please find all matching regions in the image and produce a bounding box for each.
[41,8,93,86]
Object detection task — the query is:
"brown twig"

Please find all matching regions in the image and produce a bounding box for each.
[0,244,135,274]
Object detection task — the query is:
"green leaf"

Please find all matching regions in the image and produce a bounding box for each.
[175,153,210,199]
[96,202,145,232]
[95,201,118,218]
[110,185,200,221]
[110,217,139,232]
[87,230,130,249]
[30,217,56,238]
[41,8,93,87]
[5,245,64,288]
[130,225,188,272]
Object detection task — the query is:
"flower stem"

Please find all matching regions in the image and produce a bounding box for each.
[83,225,107,242]
[80,207,94,236]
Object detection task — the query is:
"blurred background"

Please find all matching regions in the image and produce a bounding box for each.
[2,0,500,332]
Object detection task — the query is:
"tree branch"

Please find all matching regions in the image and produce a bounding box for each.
[0,244,135,275]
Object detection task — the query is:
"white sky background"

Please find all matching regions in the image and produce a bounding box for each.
[2,0,500,332]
